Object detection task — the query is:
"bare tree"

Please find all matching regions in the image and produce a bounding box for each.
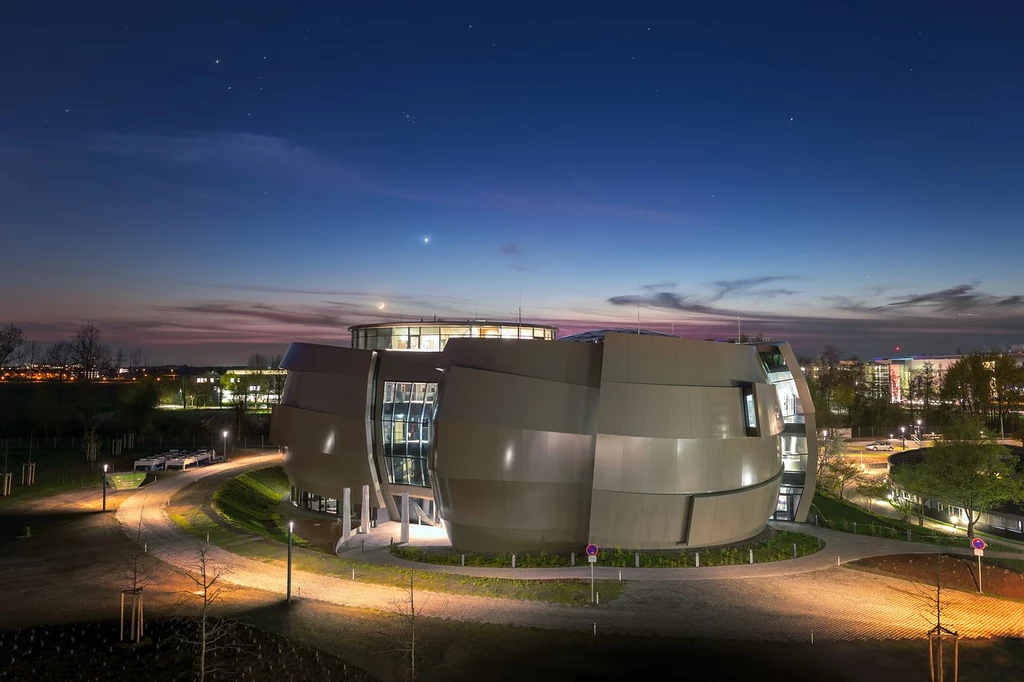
[379,573,440,681]
[129,348,144,371]
[0,323,25,368]
[180,544,235,682]
[46,340,75,382]
[19,339,40,367]
[74,322,110,378]
[72,324,110,472]
[121,506,153,643]
[267,354,286,404]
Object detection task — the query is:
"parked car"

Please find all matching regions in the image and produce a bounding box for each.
[865,441,895,451]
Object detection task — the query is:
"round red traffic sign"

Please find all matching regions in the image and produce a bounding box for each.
[585,543,599,557]
[971,537,986,550]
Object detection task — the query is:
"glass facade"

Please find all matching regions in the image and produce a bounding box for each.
[291,486,339,514]
[381,380,437,487]
[351,322,556,351]
[759,348,812,522]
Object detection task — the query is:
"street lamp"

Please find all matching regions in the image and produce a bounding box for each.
[102,463,108,511]
[900,426,906,450]
[222,430,228,461]
[287,520,294,604]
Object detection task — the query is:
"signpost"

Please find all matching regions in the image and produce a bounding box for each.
[971,537,986,594]
[586,544,599,603]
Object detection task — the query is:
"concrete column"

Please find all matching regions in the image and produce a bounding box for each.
[400,492,410,544]
[360,485,370,534]
[342,487,352,545]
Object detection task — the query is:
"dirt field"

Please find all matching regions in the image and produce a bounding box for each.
[852,553,1024,599]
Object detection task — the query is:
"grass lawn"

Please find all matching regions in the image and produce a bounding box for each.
[811,493,1019,552]
[0,444,172,506]
[170,466,622,605]
[391,530,822,568]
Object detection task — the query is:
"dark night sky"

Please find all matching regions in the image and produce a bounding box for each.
[2,1,1023,364]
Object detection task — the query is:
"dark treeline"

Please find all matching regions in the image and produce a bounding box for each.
[0,323,273,467]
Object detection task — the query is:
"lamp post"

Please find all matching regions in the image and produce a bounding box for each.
[102,463,108,511]
[916,419,922,439]
[900,426,906,450]
[287,520,294,604]
[222,430,228,462]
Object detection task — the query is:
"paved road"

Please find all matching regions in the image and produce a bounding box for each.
[116,456,1024,641]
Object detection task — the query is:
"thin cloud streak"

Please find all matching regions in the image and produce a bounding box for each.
[86,132,682,222]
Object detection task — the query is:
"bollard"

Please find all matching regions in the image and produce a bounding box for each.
[853,522,857,534]
[512,554,516,569]
[618,569,622,581]
[361,540,364,552]
[593,622,596,636]
[597,592,600,605]
[206,533,209,543]
[635,552,640,568]
[837,554,841,566]
[749,548,754,564]
[571,551,575,567]
[907,529,911,542]
[695,552,700,568]
[352,568,355,580]
[811,631,814,644]
[461,553,465,567]
[793,543,797,558]
[144,543,147,553]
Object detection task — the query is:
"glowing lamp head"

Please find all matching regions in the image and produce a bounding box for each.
[222,430,228,438]
[103,463,108,472]
[288,520,294,532]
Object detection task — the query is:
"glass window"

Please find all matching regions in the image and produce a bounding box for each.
[380,378,437,488]
[744,393,757,429]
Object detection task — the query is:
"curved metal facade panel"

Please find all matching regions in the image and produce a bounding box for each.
[432,364,599,551]
[270,343,383,506]
[588,334,782,549]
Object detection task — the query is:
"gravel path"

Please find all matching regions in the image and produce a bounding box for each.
[115,456,1024,641]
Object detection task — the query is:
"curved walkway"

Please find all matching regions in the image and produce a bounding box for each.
[116,456,1024,641]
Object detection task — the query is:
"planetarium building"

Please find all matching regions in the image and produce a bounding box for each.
[270,320,816,552]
